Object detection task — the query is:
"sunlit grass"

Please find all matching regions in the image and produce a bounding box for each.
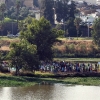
[0,73,100,86]
[58,37,92,41]
[54,58,100,63]
[0,36,19,41]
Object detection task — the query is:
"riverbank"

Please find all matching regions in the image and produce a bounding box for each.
[0,72,100,86]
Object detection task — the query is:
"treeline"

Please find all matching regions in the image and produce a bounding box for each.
[0,0,79,37]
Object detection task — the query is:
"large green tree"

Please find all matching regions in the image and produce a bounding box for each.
[56,0,69,22]
[41,0,54,24]
[20,17,58,61]
[8,39,38,75]
[92,18,100,47]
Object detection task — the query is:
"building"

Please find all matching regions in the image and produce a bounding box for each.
[96,0,100,5]
[0,0,5,4]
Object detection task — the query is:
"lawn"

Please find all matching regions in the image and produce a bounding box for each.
[54,58,100,63]
[0,72,100,86]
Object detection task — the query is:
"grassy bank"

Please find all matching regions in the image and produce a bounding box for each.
[54,58,100,63]
[0,72,100,86]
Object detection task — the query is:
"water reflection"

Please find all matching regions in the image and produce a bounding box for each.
[0,84,100,100]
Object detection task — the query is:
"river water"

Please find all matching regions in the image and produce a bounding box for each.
[0,84,100,100]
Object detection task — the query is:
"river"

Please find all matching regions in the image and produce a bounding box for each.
[0,84,100,100]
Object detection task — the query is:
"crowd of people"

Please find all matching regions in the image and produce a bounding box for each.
[39,61,99,74]
[0,61,99,74]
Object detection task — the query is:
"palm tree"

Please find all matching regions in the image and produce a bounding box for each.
[74,18,82,40]
[16,0,20,32]
[0,3,6,36]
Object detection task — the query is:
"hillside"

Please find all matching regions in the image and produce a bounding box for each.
[0,38,94,52]
[53,39,94,53]
[0,38,19,51]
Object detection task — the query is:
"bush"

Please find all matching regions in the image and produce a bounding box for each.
[0,67,10,73]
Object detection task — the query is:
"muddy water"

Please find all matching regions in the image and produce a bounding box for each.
[0,84,100,100]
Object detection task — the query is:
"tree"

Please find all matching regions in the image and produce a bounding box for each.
[41,0,54,24]
[55,0,76,37]
[92,18,100,47]
[0,3,6,36]
[65,17,76,37]
[16,0,20,32]
[8,40,38,75]
[68,1,76,18]
[56,0,69,22]
[0,3,6,22]
[20,17,58,61]
[74,17,82,40]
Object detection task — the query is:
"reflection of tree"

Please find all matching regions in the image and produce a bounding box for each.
[10,85,54,100]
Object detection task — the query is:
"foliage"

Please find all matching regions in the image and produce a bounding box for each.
[56,29,64,37]
[0,3,6,36]
[41,0,76,24]
[92,18,100,47]
[0,3,6,21]
[8,40,38,75]
[74,17,82,39]
[56,0,76,22]
[56,0,69,22]
[5,5,32,20]
[1,75,100,86]
[41,0,54,24]
[65,17,77,37]
[20,17,58,61]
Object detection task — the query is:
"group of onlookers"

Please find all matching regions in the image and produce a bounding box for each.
[0,61,99,74]
[39,61,99,74]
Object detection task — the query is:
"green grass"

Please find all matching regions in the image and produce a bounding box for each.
[58,37,92,41]
[54,58,100,63]
[0,75,37,87]
[0,73,100,86]
[58,77,100,86]
[0,36,19,40]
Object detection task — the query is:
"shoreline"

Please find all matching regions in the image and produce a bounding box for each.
[0,72,100,87]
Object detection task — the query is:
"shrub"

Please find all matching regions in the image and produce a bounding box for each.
[0,67,10,73]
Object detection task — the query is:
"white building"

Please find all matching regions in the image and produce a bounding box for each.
[96,0,100,5]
